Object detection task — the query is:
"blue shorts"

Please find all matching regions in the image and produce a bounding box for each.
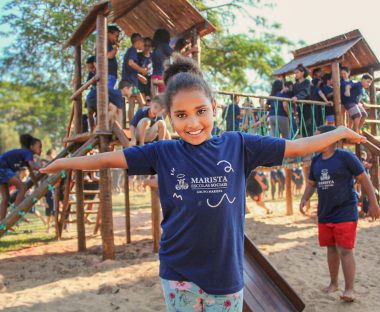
[0,168,16,184]
[85,88,123,111]
[326,115,335,123]
[45,190,55,216]
[161,278,243,312]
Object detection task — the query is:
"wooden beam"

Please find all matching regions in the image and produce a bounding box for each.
[150,185,161,253]
[70,75,99,100]
[96,11,109,131]
[74,45,86,251]
[191,28,201,67]
[99,135,115,260]
[112,121,130,147]
[124,170,131,244]
[331,61,343,127]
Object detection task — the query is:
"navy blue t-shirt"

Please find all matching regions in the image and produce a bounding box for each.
[107,40,118,78]
[348,81,363,104]
[152,43,172,76]
[340,79,353,105]
[130,107,163,128]
[0,149,33,171]
[268,91,289,117]
[309,149,364,223]
[123,132,285,294]
[138,52,152,76]
[121,47,139,86]
[224,104,241,131]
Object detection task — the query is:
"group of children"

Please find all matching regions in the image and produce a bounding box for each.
[222,64,374,140]
[39,53,380,310]
[84,25,197,147]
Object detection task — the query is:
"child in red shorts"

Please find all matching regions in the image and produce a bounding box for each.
[300,125,380,302]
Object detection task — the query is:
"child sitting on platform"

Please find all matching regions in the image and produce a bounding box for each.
[300,125,380,302]
[41,55,368,312]
[344,73,372,132]
[129,95,170,146]
[0,134,42,221]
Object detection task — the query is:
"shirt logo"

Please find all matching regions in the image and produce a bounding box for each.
[318,168,334,190]
[175,174,189,190]
[320,169,330,181]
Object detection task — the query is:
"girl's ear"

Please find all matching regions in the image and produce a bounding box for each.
[212,100,217,117]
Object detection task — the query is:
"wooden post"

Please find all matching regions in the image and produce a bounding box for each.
[124,170,131,244]
[191,29,201,67]
[331,61,342,127]
[150,186,161,253]
[368,68,379,190]
[96,11,109,131]
[285,169,293,215]
[74,45,86,251]
[96,11,115,260]
[121,97,131,244]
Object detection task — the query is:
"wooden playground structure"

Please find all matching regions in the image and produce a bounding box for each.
[1,2,380,311]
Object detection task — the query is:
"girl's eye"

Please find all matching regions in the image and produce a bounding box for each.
[176,113,186,119]
[198,108,207,115]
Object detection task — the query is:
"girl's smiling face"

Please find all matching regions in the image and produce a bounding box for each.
[170,89,216,145]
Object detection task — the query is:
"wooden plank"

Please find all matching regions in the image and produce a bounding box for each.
[150,186,161,253]
[69,200,101,205]
[124,169,131,244]
[112,120,130,147]
[0,137,99,238]
[243,234,305,312]
[70,75,99,100]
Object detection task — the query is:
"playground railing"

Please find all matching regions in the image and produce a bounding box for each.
[214,90,333,140]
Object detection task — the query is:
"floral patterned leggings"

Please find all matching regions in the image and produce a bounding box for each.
[161,279,244,312]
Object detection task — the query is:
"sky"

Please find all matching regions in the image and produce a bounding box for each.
[0,0,379,71]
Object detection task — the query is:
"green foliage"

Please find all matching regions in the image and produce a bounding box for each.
[191,0,294,91]
[0,81,70,149]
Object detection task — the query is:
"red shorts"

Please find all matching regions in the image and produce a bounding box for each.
[318,221,357,249]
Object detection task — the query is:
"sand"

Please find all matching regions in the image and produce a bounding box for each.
[0,198,379,312]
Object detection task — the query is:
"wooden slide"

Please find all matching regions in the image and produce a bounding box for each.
[243,234,305,312]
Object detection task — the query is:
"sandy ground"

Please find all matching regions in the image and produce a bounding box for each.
[0,198,379,312]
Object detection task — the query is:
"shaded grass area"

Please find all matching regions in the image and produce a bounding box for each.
[0,191,151,253]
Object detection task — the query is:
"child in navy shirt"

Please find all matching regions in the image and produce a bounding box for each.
[42,55,368,312]
[300,125,380,302]
[223,94,242,131]
[129,95,170,146]
[344,74,372,132]
[317,73,335,125]
[0,134,42,220]
[267,80,291,139]
[120,33,148,123]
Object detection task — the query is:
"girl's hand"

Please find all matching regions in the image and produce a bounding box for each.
[40,161,60,174]
[338,126,366,144]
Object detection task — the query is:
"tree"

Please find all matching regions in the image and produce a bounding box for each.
[190,0,294,91]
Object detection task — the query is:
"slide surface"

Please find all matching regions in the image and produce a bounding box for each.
[243,234,305,312]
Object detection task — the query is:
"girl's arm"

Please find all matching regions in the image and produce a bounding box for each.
[299,180,316,215]
[356,172,380,220]
[40,151,127,174]
[28,161,40,171]
[284,126,365,158]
